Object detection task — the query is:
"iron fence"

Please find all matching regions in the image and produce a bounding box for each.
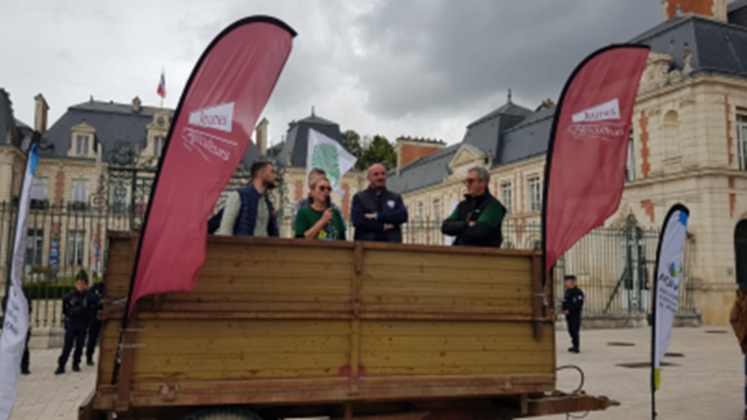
[1,203,696,328]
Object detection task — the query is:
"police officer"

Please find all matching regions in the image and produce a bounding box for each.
[55,276,97,374]
[85,280,105,366]
[562,275,584,353]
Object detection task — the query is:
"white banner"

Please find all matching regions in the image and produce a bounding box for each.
[653,204,689,391]
[306,129,357,197]
[0,144,39,420]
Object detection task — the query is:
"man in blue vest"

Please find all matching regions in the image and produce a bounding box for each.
[351,163,408,243]
[215,161,279,237]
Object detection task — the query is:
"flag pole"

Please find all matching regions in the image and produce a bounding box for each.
[651,274,657,420]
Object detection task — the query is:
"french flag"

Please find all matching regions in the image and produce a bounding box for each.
[157,71,166,98]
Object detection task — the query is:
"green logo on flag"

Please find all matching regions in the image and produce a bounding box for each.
[311,143,341,187]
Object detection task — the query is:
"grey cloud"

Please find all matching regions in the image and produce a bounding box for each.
[353,0,662,119]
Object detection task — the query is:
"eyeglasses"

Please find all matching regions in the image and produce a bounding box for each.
[318,186,332,192]
[465,178,480,185]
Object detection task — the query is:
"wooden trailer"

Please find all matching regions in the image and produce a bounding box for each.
[80,232,617,420]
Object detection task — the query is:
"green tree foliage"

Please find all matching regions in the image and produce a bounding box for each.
[341,130,396,171]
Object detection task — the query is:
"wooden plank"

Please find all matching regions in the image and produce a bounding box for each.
[360,321,551,337]
[131,351,349,372]
[361,285,531,299]
[128,368,348,382]
[362,269,532,285]
[204,244,355,264]
[360,336,553,352]
[102,320,351,338]
[159,294,352,304]
[360,296,532,307]
[361,241,536,257]
[363,365,554,376]
[363,251,532,271]
[101,335,351,355]
[360,350,553,368]
[197,264,354,279]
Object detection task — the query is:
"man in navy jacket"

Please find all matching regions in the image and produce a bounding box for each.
[351,164,408,243]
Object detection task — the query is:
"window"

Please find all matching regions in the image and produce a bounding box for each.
[432,199,441,222]
[76,135,90,155]
[626,130,636,182]
[25,229,44,267]
[528,177,541,213]
[738,115,747,170]
[66,230,85,266]
[501,182,512,214]
[30,178,48,200]
[154,136,165,158]
[418,202,424,222]
[109,181,128,213]
[71,180,89,204]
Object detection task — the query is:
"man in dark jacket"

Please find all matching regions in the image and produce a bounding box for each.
[441,167,506,247]
[55,276,98,374]
[215,161,279,237]
[351,163,408,243]
[1,291,32,374]
[85,280,105,366]
[562,275,584,353]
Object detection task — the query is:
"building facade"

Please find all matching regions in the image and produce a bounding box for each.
[388,0,747,325]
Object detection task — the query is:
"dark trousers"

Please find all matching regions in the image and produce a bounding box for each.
[86,319,101,361]
[58,323,87,368]
[566,313,581,350]
[21,329,30,372]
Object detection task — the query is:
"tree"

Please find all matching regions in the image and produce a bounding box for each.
[341,130,364,161]
[361,135,396,171]
[341,130,397,171]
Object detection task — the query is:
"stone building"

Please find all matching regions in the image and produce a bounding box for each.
[387,0,747,325]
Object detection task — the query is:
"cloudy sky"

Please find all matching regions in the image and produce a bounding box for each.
[2,0,664,146]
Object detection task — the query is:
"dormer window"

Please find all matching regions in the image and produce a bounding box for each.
[69,121,96,158]
[76,135,90,155]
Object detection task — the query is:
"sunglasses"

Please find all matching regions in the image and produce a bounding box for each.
[317,186,332,192]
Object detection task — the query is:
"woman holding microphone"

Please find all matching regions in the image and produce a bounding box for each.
[294,176,347,241]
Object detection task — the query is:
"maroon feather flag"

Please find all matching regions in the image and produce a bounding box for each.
[543,45,649,275]
[127,17,296,314]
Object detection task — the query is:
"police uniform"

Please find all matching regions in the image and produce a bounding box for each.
[562,285,584,352]
[56,288,97,373]
[86,282,105,365]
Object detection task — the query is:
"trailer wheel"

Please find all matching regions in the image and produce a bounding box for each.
[180,408,264,420]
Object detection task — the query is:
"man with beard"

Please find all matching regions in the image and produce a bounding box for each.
[215,161,279,237]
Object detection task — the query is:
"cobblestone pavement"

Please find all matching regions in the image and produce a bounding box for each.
[7,326,745,419]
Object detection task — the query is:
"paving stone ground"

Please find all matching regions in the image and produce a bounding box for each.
[8,326,745,420]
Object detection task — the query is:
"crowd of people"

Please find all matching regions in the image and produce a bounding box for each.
[212,160,508,248]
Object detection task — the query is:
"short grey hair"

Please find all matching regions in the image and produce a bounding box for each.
[468,167,490,183]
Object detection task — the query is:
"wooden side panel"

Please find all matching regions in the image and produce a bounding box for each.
[164,243,355,305]
[361,249,533,309]
[100,319,351,382]
[360,321,555,377]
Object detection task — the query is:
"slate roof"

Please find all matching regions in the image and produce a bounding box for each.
[43,99,264,166]
[630,14,747,79]
[388,102,554,195]
[275,113,343,168]
[387,144,460,194]
[462,102,532,159]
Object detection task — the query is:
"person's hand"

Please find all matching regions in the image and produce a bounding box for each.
[322,208,334,223]
[365,213,374,219]
[468,221,476,227]
[385,224,394,230]
[564,310,570,315]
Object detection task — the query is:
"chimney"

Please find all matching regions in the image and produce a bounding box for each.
[132,96,142,112]
[34,94,49,134]
[255,118,269,155]
[661,0,727,21]
[395,136,447,175]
